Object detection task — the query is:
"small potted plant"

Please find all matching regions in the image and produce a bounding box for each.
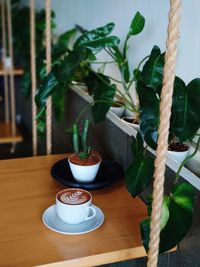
[68,119,102,183]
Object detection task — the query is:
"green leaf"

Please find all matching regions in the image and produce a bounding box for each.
[52,85,66,122]
[136,81,159,149]
[171,77,200,142]
[58,28,77,47]
[53,50,86,85]
[141,182,196,253]
[128,11,145,36]
[140,45,164,89]
[171,182,196,215]
[125,156,154,197]
[131,132,144,156]
[35,72,58,107]
[74,23,120,51]
[111,46,130,83]
[86,72,116,124]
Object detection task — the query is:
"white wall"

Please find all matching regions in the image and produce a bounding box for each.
[25,0,200,84]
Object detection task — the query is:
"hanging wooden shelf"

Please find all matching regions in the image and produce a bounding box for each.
[0,64,24,76]
[0,122,23,144]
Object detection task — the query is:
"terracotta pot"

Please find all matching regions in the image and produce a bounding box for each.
[68,154,102,183]
[122,116,140,131]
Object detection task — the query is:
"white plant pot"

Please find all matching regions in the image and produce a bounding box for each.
[122,116,140,131]
[185,144,200,176]
[68,155,101,183]
[110,106,125,118]
[167,149,189,165]
[3,57,12,69]
[124,108,135,117]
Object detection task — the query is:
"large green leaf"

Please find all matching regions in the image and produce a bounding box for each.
[58,28,77,47]
[171,77,200,141]
[52,85,66,122]
[125,156,154,197]
[91,73,116,124]
[136,80,159,149]
[35,72,58,107]
[141,182,196,253]
[53,50,86,85]
[74,23,119,51]
[131,132,144,156]
[140,45,164,89]
[128,11,145,36]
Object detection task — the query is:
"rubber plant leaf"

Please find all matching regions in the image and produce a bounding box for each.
[74,23,120,51]
[128,11,145,36]
[87,72,116,124]
[58,28,78,47]
[140,45,165,89]
[141,182,196,253]
[136,80,159,150]
[111,46,130,83]
[171,77,200,142]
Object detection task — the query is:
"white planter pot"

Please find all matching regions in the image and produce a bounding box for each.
[110,106,125,118]
[124,108,135,117]
[3,57,12,69]
[167,149,189,165]
[122,116,140,131]
[68,155,101,183]
[185,144,200,176]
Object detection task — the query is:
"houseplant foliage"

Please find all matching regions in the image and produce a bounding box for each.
[125,45,200,253]
[35,11,145,132]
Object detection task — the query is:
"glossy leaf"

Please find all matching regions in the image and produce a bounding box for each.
[136,80,159,149]
[141,182,196,253]
[58,28,77,47]
[125,156,154,197]
[53,50,86,85]
[140,45,164,89]
[131,132,144,156]
[88,73,116,124]
[74,23,120,51]
[35,72,58,107]
[171,77,200,141]
[52,85,66,122]
[171,182,196,214]
[128,11,145,36]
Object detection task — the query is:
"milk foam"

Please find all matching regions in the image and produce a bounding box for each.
[60,190,89,204]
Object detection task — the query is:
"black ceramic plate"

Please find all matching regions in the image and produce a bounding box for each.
[51,158,124,190]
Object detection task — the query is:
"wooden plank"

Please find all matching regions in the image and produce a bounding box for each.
[0,121,23,144]
[0,154,148,267]
[0,64,24,76]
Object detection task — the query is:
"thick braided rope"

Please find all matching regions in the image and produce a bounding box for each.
[30,0,37,156]
[45,0,52,155]
[147,1,182,267]
[6,0,16,136]
[1,0,9,123]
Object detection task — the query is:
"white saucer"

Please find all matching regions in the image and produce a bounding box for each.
[42,204,104,235]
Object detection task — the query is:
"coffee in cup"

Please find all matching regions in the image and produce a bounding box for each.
[56,188,96,224]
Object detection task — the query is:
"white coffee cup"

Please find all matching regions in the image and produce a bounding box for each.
[56,188,96,224]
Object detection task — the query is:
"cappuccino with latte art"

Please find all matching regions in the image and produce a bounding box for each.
[57,189,90,205]
[56,188,96,224]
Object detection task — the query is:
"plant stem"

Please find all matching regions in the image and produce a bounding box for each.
[174,136,200,184]
[137,55,149,70]
[90,61,116,64]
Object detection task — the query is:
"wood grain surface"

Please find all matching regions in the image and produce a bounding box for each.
[0,154,147,267]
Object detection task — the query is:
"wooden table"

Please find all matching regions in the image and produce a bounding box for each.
[0,154,147,267]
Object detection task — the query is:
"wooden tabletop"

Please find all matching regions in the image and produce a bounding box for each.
[0,154,147,267]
